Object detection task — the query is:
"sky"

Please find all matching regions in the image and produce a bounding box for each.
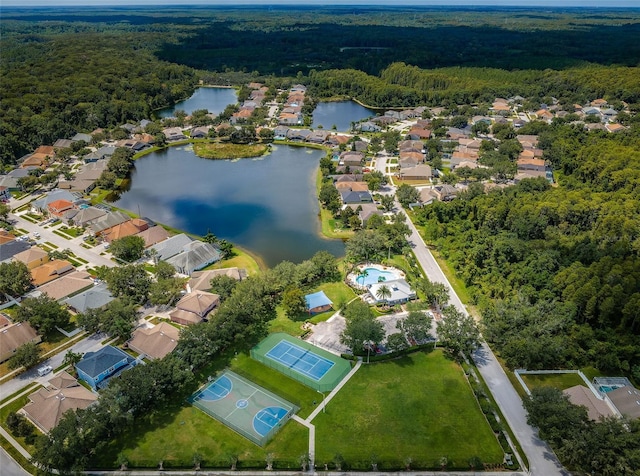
[1,0,639,7]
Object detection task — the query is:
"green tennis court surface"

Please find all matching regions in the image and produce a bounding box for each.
[188,370,297,446]
[251,333,351,392]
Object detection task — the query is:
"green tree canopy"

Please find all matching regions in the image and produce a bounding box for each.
[16,295,70,336]
[110,235,146,262]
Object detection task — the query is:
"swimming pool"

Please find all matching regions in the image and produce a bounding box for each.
[356,267,401,286]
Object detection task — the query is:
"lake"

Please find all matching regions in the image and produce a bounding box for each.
[156,87,238,118]
[311,101,374,132]
[114,145,345,267]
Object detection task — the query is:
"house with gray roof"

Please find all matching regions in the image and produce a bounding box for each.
[89,211,131,235]
[83,146,116,163]
[150,233,194,261]
[53,139,74,149]
[0,239,30,263]
[166,241,222,276]
[75,345,135,390]
[72,133,92,143]
[31,190,79,215]
[63,283,114,313]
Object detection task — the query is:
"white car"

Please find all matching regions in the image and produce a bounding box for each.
[37,365,53,377]
[33,232,41,239]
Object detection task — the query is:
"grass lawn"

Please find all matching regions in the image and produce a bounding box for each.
[204,247,264,274]
[313,350,504,470]
[320,208,353,240]
[520,372,586,392]
[91,352,318,470]
[193,142,268,160]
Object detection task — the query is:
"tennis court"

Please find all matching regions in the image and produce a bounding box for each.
[251,333,352,392]
[189,370,297,446]
[266,339,335,381]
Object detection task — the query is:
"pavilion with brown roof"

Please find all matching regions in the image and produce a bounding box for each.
[21,371,97,433]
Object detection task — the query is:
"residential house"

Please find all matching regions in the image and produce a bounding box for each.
[398,164,432,181]
[150,233,194,261]
[0,186,9,201]
[166,241,222,276]
[563,385,615,422]
[83,146,116,163]
[371,116,396,127]
[102,218,149,243]
[71,133,92,143]
[290,84,307,93]
[63,283,114,314]
[516,135,539,149]
[31,190,79,215]
[115,139,147,152]
[367,279,416,305]
[606,123,625,133]
[0,175,20,192]
[471,116,492,125]
[273,126,290,140]
[20,153,49,169]
[447,127,471,140]
[20,372,97,433]
[34,271,93,301]
[384,110,401,121]
[590,98,608,107]
[607,386,640,420]
[399,109,418,120]
[353,140,368,152]
[89,211,131,236]
[333,174,364,183]
[134,225,170,248]
[286,129,312,141]
[75,345,135,390]
[279,113,303,126]
[53,139,74,149]
[190,126,210,139]
[340,189,373,204]
[340,151,364,167]
[398,140,424,153]
[305,291,333,315]
[162,127,187,141]
[358,121,381,133]
[535,109,554,121]
[0,233,30,263]
[31,260,74,287]
[0,322,41,363]
[13,247,49,270]
[419,188,438,206]
[65,206,106,227]
[308,130,330,144]
[230,108,254,124]
[452,160,480,171]
[346,203,383,226]
[433,184,458,201]
[127,322,180,360]
[47,200,75,218]
[406,128,431,140]
[170,290,220,325]
[187,267,246,293]
[326,134,350,147]
[335,181,369,192]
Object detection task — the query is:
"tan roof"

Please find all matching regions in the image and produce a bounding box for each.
[606,123,625,133]
[21,153,49,168]
[608,386,640,419]
[517,158,545,167]
[49,371,79,391]
[128,322,180,360]
[31,260,74,286]
[335,182,369,192]
[12,247,49,269]
[22,373,97,433]
[188,268,245,292]
[399,151,424,161]
[563,385,615,421]
[36,271,93,301]
[169,308,204,326]
[34,145,55,156]
[0,322,41,363]
[175,290,219,318]
[134,226,171,248]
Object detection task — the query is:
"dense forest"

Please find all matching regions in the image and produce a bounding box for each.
[414,123,640,378]
[2,6,640,166]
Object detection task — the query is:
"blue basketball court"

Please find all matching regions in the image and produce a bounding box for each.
[265,339,335,382]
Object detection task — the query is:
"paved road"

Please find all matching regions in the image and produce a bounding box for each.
[10,211,116,269]
[0,333,106,399]
[0,447,30,476]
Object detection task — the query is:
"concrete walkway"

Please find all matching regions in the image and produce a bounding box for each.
[306,358,362,422]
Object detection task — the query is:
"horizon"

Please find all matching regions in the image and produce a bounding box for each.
[2,1,639,8]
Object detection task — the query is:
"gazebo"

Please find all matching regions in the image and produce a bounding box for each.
[305,291,333,315]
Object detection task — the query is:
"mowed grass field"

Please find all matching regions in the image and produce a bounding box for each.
[520,372,585,392]
[313,350,504,470]
[91,352,316,469]
[90,348,501,471]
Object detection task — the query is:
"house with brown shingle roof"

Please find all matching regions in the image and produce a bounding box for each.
[31,260,74,286]
[517,158,546,172]
[20,153,49,169]
[103,219,148,243]
[35,271,93,301]
[0,322,41,363]
[134,226,170,248]
[187,268,246,293]
[21,371,97,433]
[563,385,615,421]
[128,322,180,360]
[170,290,220,326]
[607,386,640,420]
[13,247,49,270]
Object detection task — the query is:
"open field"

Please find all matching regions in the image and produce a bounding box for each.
[313,350,504,470]
[520,372,586,392]
[193,142,268,160]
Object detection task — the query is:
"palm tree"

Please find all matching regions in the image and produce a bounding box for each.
[376,284,392,304]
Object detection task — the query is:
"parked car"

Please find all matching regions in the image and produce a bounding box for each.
[37,365,53,377]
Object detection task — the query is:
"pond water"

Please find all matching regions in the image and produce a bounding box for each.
[114,145,345,267]
[156,87,238,118]
[311,101,374,133]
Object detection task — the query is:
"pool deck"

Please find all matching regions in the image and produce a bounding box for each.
[347,263,405,290]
